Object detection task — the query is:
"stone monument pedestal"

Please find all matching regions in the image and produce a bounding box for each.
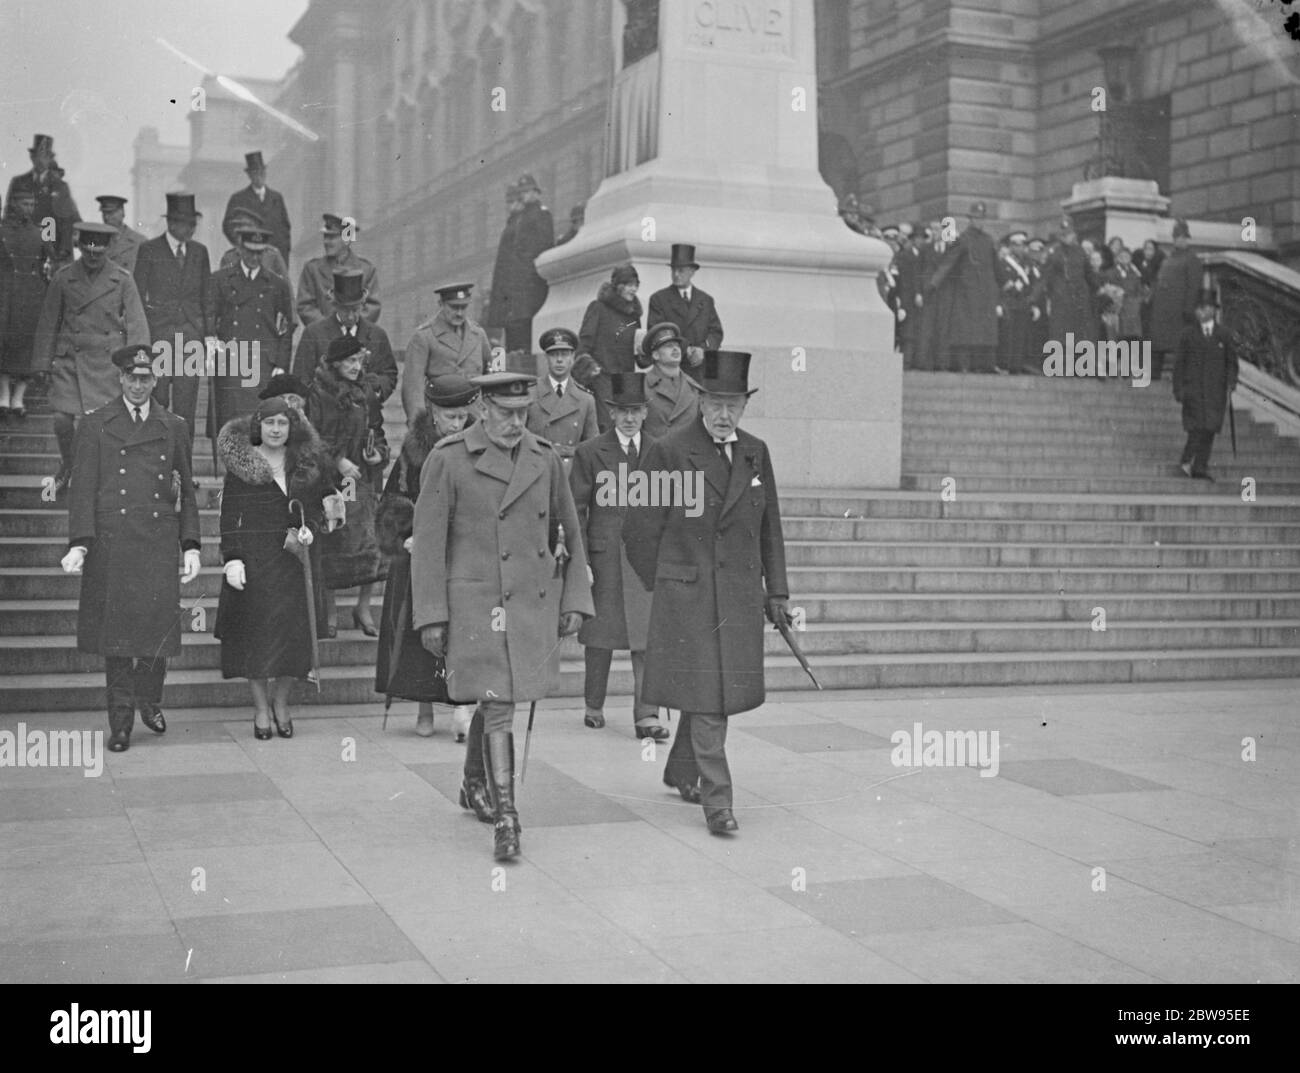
[533,0,898,489]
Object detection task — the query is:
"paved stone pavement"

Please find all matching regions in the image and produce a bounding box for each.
[1,680,1297,984]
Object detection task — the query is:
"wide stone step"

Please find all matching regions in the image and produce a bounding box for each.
[899,474,1300,495]
[784,565,1300,594]
[780,516,1300,543]
[899,460,1300,479]
[785,540,1300,569]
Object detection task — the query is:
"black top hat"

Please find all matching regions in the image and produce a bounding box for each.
[75,222,117,245]
[326,335,366,365]
[1194,288,1219,307]
[669,243,700,269]
[244,151,266,171]
[435,281,474,303]
[603,372,648,408]
[259,373,311,400]
[1172,218,1191,239]
[516,173,540,193]
[112,344,155,373]
[539,327,578,353]
[697,351,756,396]
[332,270,367,307]
[30,134,53,153]
[425,372,479,408]
[643,321,684,359]
[96,195,128,211]
[164,192,201,220]
[321,213,348,234]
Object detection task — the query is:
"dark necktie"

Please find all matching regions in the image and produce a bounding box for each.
[175,243,185,268]
[556,381,564,399]
[625,437,638,465]
[715,440,731,468]
[680,289,689,302]
[133,406,143,425]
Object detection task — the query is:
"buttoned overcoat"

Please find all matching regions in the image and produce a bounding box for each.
[401,309,492,420]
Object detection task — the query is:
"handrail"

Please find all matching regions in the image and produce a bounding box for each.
[1203,250,1300,393]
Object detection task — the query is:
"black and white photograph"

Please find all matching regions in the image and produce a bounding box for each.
[0,0,1297,1019]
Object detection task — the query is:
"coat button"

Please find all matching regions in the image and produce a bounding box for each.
[159,474,165,480]
[120,508,126,514]
[501,552,510,560]
[119,468,126,474]
[120,449,126,455]
[538,549,545,557]
[499,512,505,520]
[155,493,160,499]
[153,512,159,518]
[539,589,546,598]
[503,592,511,600]
[120,489,126,495]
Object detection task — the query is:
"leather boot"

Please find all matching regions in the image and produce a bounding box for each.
[458,705,493,824]
[106,668,134,752]
[484,730,521,861]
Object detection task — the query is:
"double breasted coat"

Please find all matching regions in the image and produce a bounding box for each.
[401,309,492,420]
[0,213,48,375]
[1175,323,1238,433]
[68,398,201,658]
[927,224,1000,353]
[410,423,594,703]
[624,419,789,717]
[526,378,599,459]
[133,234,211,343]
[293,315,397,403]
[1150,247,1202,353]
[641,365,700,440]
[222,185,292,264]
[646,285,724,352]
[32,260,150,415]
[207,262,293,430]
[296,248,381,326]
[569,429,656,651]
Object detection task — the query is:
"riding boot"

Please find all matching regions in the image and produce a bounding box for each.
[458,705,493,823]
[484,730,521,861]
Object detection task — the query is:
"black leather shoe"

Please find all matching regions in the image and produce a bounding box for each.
[635,721,670,741]
[272,712,293,739]
[139,706,166,734]
[707,809,739,835]
[108,730,130,753]
[584,708,605,729]
[254,712,273,740]
[663,775,702,804]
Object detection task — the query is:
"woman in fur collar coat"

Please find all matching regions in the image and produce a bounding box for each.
[307,335,390,635]
[215,398,332,738]
[374,373,478,758]
[576,263,643,431]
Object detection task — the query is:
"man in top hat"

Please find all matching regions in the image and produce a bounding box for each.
[996,230,1043,375]
[133,192,212,443]
[297,213,381,327]
[293,268,396,402]
[526,327,598,461]
[97,196,145,274]
[402,281,493,426]
[569,372,669,740]
[222,151,292,265]
[925,201,1000,373]
[638,321,700,440]
[485,180,524,346]
[647,244,725,370]
[486,175,554,352]
[1031,217,1097,359]
[1150,218,1203,383]
[412,350,593,861]
[219,206,291,284]
[7,134,81,269]
[1173,289,1237,481]
[0,176,49,419]
[207,223,293,433]
[624,351,790,835]
[60,344,202,752]
[33,222,150,493]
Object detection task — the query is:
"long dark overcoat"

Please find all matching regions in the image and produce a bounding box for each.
[569,429,655,651]
[1034,242,1096,346]
[623,419,789,717]
[927,224,999,353]
[1174,323,1238,433]
[0,214,48,375]
[1150,247,1202,353]
[68,398,200,657]
[646,285,724,352]
[641,366,700,440]
[207,261,293,430]
[410,423,594,703]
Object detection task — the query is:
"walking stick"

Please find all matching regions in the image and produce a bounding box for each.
[522,525,572,785]
[520,701,537,785]
[288,500,322,692]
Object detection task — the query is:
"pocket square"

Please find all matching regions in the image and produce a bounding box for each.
[751,476,762,487]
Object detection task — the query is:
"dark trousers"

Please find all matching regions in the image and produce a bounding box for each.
[104,655,167,735]
[664,711,732,815]
[153,373,200,443]
[584,647,655,719]
[504,319,533,353]
[1153,349,1172,381]
[53,411,76,469]
[1180,429,1216,475]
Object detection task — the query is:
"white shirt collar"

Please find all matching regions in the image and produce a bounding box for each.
[549,376,569,395]
[680,287,691,302]
[243,263,260,281]
[126,398,150,421]
[165,232,184,256]
[617,432,639,452]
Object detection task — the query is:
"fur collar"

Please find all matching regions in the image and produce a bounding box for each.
[217,415,330,495]
[312,362,369,404]
[401,409,445,467]
[597,280,643,319]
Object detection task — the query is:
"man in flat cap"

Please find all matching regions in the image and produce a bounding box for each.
[402,281,493,426]
[412,351,593,860]
[33,221,150,493]
[6,134,81,271]
[638,321,700,440]
[293,268,396,404]
[222,151,292,266]
[647,244,724,370]
[526,327,598,461]
[926,202,999,373]
[297,213,381,327]
[1150,218,1202,384]
[98,196,145,274]
[133,193,211,444]
[624,351,790,835]
[60,344,202,752]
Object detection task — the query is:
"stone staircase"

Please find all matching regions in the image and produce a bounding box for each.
[2,370,1299,714]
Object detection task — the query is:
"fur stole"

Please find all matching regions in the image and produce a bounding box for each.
[597,280,643,320]
[217,414,331,498]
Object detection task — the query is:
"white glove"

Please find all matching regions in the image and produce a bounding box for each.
[61,547,86,574]
[181,549,202,584]
[587,565,594,584]
[896,308,907,323]
[297,526,314,548]
[224,560,246,590]
[403,536,414,553]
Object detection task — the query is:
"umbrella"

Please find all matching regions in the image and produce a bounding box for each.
[288,499,322,692]
[776,616,823,690]
[1228,391,1237,458]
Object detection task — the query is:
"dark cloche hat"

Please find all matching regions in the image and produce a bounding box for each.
[540,327,578,353]
[425,372,479,408]
[259,373,311,400]
[326,335,366,365]
[697,350,757,397]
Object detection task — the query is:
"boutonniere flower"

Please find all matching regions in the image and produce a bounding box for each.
[744,453,756,470]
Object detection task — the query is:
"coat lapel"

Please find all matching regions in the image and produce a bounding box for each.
[500,434,547,512]
[465,422,516,489]
[720,439,755,519]
[685,420,729,501]
[71,263,119,312]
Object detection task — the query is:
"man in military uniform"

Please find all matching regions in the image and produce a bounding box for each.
[219,206,291,285]
[926,202,1000,373]
[526,328,598,461]
[293,269,396,402]
[297,213,381,327]
[401,282,492,426]
[647,244,724,369]
[892,224,924,368]
[639,321,700,440]
[32,222,150,493]
[6,133,80,271]
[624,351,789,835]
[61,344,202,752]
[133,192,211,443]
[98,196,145,274]
[207,223,293,433]
[996,231,1042,375]
[412,357,593,860]
[222,151,292,267]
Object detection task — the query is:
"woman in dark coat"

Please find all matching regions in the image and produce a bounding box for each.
[0,180,48,417]
[307,334,390,635]
[215,397,332,738]
[374,372,477,743]
[575,263,643,430]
